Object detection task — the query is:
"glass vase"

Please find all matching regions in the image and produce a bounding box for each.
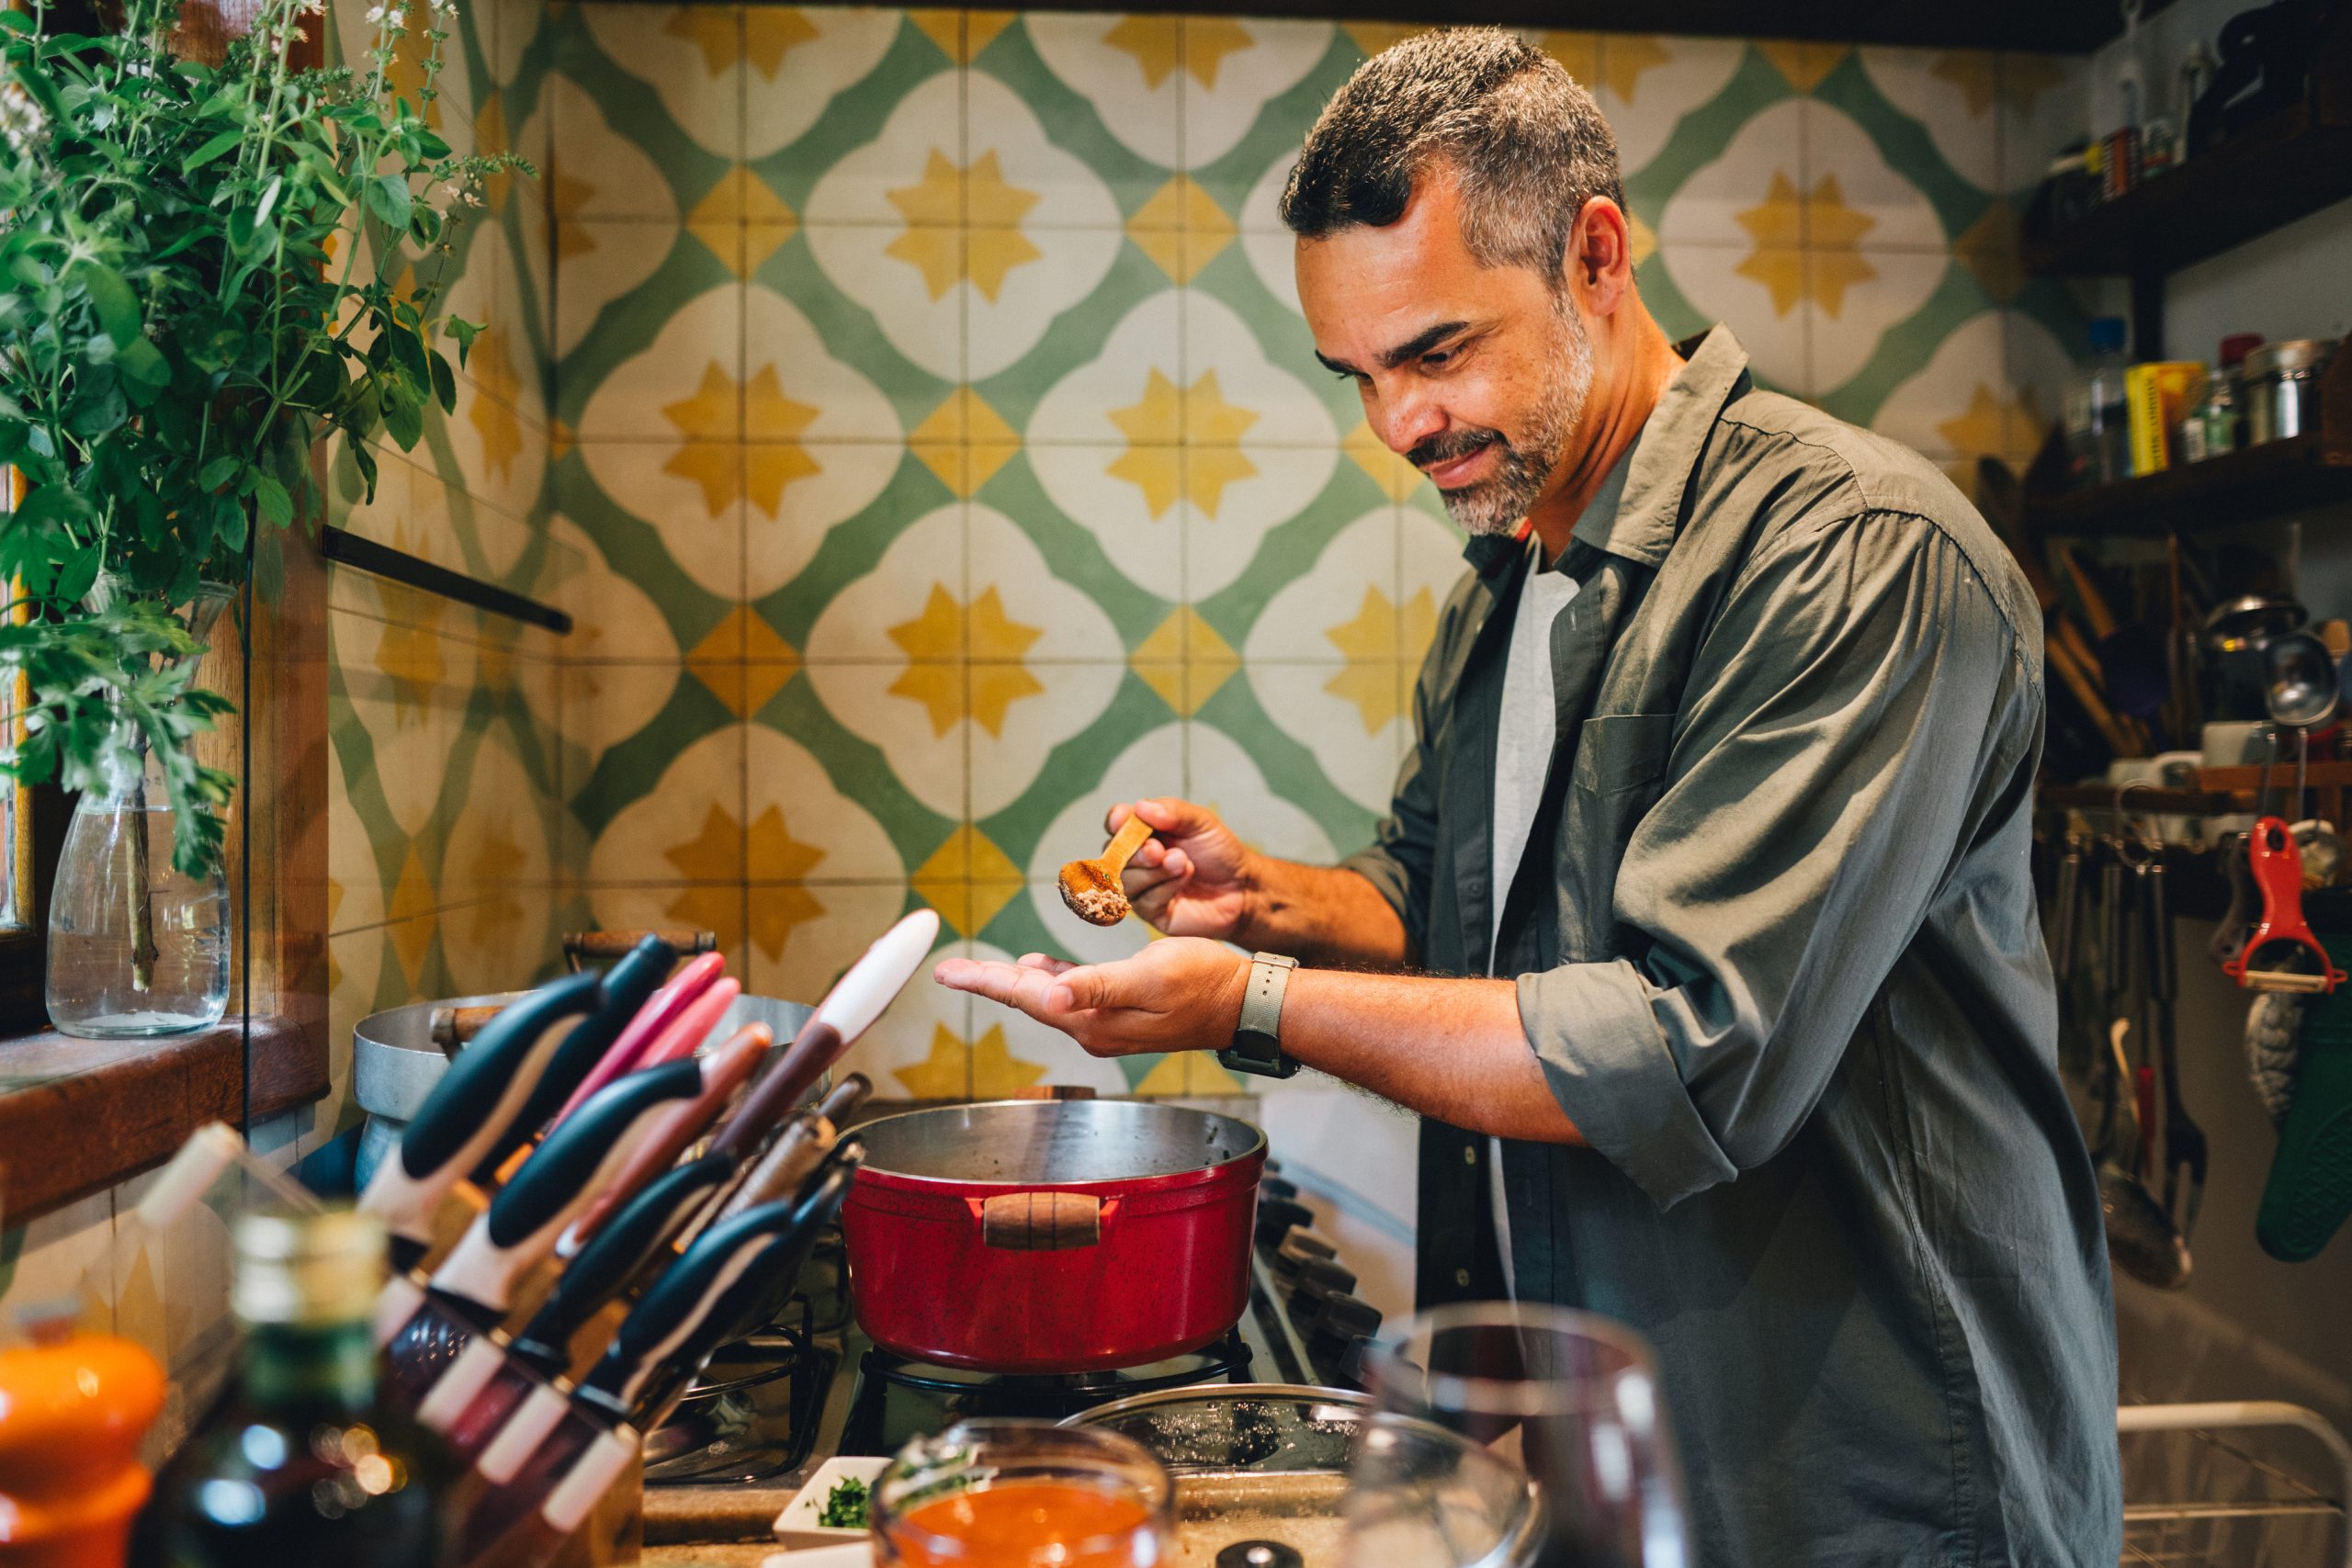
[45,742,230,1038]
[46,585,235,1039]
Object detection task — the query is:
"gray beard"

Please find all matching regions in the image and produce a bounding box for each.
[1438,301,1594,537]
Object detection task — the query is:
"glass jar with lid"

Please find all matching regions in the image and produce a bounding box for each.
[2244,339,2336,445]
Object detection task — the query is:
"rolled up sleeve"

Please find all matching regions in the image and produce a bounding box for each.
[1520,513,2029,1210]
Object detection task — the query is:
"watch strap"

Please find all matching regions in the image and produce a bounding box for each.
[1221,953,1300,1079]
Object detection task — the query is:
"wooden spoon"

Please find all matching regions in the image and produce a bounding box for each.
[1058,815,1154,926]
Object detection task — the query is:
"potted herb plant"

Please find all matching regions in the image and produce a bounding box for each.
[0,0,526,1034]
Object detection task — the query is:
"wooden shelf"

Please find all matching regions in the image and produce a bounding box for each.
[2020,339,2352,536]
[2022,102,2352,281]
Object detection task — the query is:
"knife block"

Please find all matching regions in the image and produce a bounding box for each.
[473,1449,643,1568]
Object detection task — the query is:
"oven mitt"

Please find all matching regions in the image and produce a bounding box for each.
[2256,1038,2352,1262]
[2245,992,2303,1127]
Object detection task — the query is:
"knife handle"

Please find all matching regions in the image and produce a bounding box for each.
[710,1113,834,1228]
[507,1150,737,1379]
[360,970,602,1253]
[549,951,726,1128]
[559,1023,769,1253]
[490,936,677,1170]
[434,1057,706,1315]
[580,1159,857,1416]
[707,1019,839,1161]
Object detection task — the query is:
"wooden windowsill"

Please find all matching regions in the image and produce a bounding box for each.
[0,1015,326,1224]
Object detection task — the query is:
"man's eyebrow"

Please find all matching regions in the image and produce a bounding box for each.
[1314,321,1474,378]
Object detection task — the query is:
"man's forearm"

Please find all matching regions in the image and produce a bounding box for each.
[1278,968,1585,1145]
[1234,859,1413,970]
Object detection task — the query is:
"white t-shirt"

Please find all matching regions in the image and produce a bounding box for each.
[1488,547,1581,1297]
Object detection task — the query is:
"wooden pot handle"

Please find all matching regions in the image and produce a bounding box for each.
[560,929,718,970]
[980,1191,1102,1251]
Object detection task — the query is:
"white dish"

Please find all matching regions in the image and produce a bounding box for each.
[762,1545,874,1567]
[773,1455,890,1549]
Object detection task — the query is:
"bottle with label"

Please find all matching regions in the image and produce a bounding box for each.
[2065,316,2133,489]
[130,1210,463,1568]
[2182,333,2264,462]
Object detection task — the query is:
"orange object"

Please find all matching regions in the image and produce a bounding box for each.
[893,1481,1159,1567]
[0,1312,167,1567]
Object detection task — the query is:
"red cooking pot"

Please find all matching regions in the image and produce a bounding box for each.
[841,1100,1266,1373]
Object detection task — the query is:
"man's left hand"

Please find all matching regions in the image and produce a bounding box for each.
[933,938,1249,1058]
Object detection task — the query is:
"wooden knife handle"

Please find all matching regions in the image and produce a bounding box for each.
[428,1005,505,1055]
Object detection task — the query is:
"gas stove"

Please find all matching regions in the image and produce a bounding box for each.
[639,1167,1382,1544]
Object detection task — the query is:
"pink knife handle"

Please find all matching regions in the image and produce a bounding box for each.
[551,953,725,1126]
[639,976,739,1071]
[559,1024,770,1252]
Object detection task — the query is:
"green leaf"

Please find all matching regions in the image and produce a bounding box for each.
[0,421,22,463]
[381,388,423,449]
[365,173,413,233]
[181,128,243,174]
[198,456,240,491]
[446,315,480,369]
[115,335,170,387]
[77,264,141,348]
[0,11,31,32]
[429,349,457,413]
[52,544,99,606]
[253,474,292,531]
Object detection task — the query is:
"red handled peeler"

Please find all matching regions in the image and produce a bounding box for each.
[2222,817,2347,995]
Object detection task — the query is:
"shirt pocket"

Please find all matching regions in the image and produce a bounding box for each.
[1570,712,1677,801]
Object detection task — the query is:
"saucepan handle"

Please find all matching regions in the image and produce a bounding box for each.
[978,1191,1109,1250]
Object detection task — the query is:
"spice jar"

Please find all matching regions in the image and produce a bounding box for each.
[2245,339,2335,445]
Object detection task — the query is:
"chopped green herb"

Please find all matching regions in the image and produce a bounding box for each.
[818,1476,870,1529]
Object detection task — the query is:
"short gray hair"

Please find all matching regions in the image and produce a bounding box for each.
[1278,29,1623,285]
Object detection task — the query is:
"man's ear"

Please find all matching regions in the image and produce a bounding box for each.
[1565,197,1634,313]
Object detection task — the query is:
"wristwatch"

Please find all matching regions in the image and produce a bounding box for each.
[1219,953,1301,1079]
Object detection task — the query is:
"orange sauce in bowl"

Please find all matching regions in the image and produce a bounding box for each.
[895,1478,1160,1566]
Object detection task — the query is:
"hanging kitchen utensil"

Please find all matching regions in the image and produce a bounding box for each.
[356,970,604,1270]
[2097,1024,2194,1290]
[2223,818,2348,994]
[2265,631,2339,823]
[2051,834,2086,984]
[2140,856,2208,1237]
[2212,829,2262,966]
[2256,923,2352,1261]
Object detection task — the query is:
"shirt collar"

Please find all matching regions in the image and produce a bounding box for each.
[1462,324,1751,579]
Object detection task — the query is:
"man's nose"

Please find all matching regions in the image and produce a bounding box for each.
[1375,385,1445,457]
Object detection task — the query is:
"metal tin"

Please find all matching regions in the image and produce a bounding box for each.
[2244,339,2335,445]
[843,1100,1266,1373]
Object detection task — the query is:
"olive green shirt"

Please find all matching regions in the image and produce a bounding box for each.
[1341,327,2120,1567]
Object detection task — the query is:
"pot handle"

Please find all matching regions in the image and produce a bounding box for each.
[979,1191,1106,1250]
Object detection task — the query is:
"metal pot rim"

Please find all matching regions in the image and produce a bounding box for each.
[849,1098,1268,1189]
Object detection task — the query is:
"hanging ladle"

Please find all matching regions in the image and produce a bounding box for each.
[2264,631,2340,818]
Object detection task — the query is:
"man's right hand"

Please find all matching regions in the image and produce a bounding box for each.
[1106,797,1254,941]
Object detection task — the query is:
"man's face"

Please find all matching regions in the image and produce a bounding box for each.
[1295,170,1594,536]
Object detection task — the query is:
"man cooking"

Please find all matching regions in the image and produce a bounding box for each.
[935,28,2121,1567]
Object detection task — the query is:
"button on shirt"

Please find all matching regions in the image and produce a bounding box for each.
[1340,327,2120,1568]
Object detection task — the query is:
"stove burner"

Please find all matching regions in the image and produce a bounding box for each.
[860,1332,1254,1409]
[643,1295,832,1487]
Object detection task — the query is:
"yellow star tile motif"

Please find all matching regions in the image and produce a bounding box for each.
[1601,37,1672,102]
[1323,585,1436,733]
[1954,201,2021,303]
[387,846,437,987]
[1735,174,1877,315]
[1755,39,1848,94]
[1128,607,1238,715]
[550,420,576,460]
[1186,446,1260,520]
[1130,1055,1189,1096]
[664,802,742,882]
[910,826,1025,936]
[1343,421,1423,502]
[664,444,739,517]
[1928,51,1998,117]
[1182,17,1254,90]
[1186,369,1261,446]
[1628,209,1658,268]
[885,585,1046,738]
[664,885,742,958]
[909,8,1012,62]
[748,802,827,881]
[662,361,740,442]
[662,5,745,76]
[1110,367,1184,446]
[896,1024,972,1098]
[1998,54,2072,117]
[465,327,525,484]
[1103,15,1181,87]
[969,1022,1048,1098]
[687,171,799,277]
[1936,383,2018,465]
[751,883,825,963]
[458,818,530,948]
[1530,30,1595,85]
[1126,176,1235,284]
[551,169,599,260]
[744,7,820,79]
[886,151,1044,301]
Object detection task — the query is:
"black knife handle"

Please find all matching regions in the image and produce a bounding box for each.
[477,936,676,1182]
[507,1150,736,1378]
[485,1058,705,1248]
